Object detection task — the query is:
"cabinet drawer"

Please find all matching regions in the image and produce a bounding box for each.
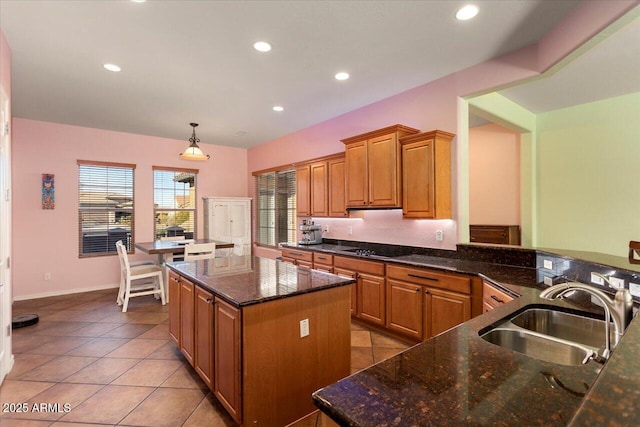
[281,248,313,262]
[334,256,385,276]
[313,252,334,266]
[387,264,470,295]
[483,281,514,308]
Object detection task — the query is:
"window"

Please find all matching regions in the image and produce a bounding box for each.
[153,167,198,240]
[255,169,296,246]
[78,160,135,257]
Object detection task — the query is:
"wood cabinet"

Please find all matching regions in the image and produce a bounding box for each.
[195,286,214,389]
[168,271,181,345]
[313,252,334,273]
[310,161,329,217]
[203,197,252,255]
[179,277,195,365]
[387,264,471,340]
[328,157,347,217]
[482,280,515,312]
[470,225,521,246]
[296,165,311,217]
[334,267,357,315]
[399,130,455,219]
[281,248,313,269]
[342,125,420,208]
[214,297,242,423]
[334,255,386,326]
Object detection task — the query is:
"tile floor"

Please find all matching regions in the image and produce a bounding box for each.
[1,289,409,426]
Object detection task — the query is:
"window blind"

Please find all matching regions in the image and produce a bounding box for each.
[153,167,198,240]
[78,160,135,257]
[255,169,296,246]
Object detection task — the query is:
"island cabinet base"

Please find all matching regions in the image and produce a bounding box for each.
[242,285,351,426]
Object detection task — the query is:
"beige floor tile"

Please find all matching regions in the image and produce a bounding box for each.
[5,354,56,379]
[64,337,129,357]
[50,422,115,427]
[350,346,374,370]
[136,324,169,340]
[65,322,122,338]
[104,339,167,359]
[12,334,57,353]
[58,384,154,425]
[182,392,237,427]
[68,309,120,323]
[370,331,410,349]
[160,365,209,390]
[146,341,185,361]
[39,310,86,322]
[101,323,156,339]
[111,359,183,387]
[350,330,372,347]
[28,337,93,355]
[62,358,139,385]
[119,387,206,427]
[94,312,133,324]
[2,383,103,421]
[24,321,91,337]
[373,347,405,363]
[350,321,368,331]
[0,419,53,427]
[124,312,170,325]
[0,379,56,403]
[18,356,98,382]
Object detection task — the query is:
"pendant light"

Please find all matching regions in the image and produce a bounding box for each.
[180,123,210,161]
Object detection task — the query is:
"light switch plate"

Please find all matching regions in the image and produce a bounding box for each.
[608,277,625,289]
[543,259,553,270]
[300,319,309,338]
[629,283,640,298]
[591,273,605,286]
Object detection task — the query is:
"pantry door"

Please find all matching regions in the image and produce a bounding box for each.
[0,86,12,385]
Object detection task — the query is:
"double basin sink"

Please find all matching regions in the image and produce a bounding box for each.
[480,305,608,366]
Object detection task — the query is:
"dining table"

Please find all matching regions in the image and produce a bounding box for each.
[135,238,234,265]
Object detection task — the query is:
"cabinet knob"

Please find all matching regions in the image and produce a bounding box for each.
[415,287,420,293]
[425,289,429,295]
[206,298,213,303]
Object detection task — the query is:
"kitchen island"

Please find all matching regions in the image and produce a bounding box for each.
[166,255,355,426]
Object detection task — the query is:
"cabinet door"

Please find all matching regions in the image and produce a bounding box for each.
[180,279,195,366]
[345,141,368,207]
[310,161,328,217]
[195,286,214,390]
[334,267,357,315]
[402,138,435,218]
[368,134,400,207]
[386,279,423,340]
[168,271,181,345]
[296,165,311,216]
[328,157,347,217]
[214,298,242,423]
[425,287,470,338]
[357,273,385,325]
[211,203,231,242]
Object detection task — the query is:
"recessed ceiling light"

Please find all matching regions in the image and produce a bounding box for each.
[130,0,147,3]
[335,72,350,81]
[103,63,122,72]
[253,41,272,52]
[273,106,284,112]
[456,5,479,21]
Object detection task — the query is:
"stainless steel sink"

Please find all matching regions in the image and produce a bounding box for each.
[510,308,608,349]
[481,328,593,366]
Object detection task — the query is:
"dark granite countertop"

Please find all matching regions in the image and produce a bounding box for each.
[167,255,354,308]
[285,242,640,425]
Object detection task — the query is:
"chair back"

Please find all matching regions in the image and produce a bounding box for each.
[160,235,185,241]
[115,240,131,274]
[184,242,216,261]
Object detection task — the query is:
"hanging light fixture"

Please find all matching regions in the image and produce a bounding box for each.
[180,123,210,161]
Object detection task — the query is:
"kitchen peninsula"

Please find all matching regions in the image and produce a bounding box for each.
[166,255,354,426]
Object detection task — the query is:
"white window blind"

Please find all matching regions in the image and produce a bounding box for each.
[153,167,198,240]
[78,160,135,257]
[255,169,296,246]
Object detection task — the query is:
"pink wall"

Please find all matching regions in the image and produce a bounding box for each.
[248,0,636,254]
[469,123,521,225]
[0,30,10,99]
[12,119,247,298]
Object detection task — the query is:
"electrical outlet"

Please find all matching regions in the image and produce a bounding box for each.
[300,319,309,338]
[543,276,553,286]
[591,272,605,286]
[435,230,444,242]
[44,273,51,281]
[608,276,625,289]
[629,283,640,298]
[543,259,553,270]
[323,225,329,233]
[347,226,353,235]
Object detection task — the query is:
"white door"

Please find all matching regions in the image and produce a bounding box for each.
[0,86,13,384]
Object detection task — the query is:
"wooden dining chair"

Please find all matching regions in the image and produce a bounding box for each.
[116,240,166,312]
[184,242,216,261]
[114,240,156,304]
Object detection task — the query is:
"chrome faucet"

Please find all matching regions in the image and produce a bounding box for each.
[540,281,634,360]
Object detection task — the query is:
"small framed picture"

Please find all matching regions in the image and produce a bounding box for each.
[42,173,55,209]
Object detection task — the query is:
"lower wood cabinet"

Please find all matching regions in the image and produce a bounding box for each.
[214,297,241,422]
[386,279,423,339]
[168,272,181,345]
[334,267,357,315]
[194,286,214,390]
[483,280,514,312]
[281,248,314,269]
[179,277,195,366]
[334,256,386,326]
[426,287,471,338]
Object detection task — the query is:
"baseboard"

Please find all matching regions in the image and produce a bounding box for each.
[13,282,120,301]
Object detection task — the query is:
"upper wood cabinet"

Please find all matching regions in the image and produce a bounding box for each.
[399,130,455,219]
[342,125,420,208]
[400,130,455,219]
[297,154,345,217]
[296,165,311,217]
[310,161,328,217]
[328,157,347,217]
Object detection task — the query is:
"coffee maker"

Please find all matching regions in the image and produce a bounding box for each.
[298,220,323,245]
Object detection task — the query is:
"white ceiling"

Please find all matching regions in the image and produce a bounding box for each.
[0,0,610,149]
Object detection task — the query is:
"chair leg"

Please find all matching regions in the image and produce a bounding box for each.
[122,278,131,313]
[117,273,125,306]
[158,275,166,306]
